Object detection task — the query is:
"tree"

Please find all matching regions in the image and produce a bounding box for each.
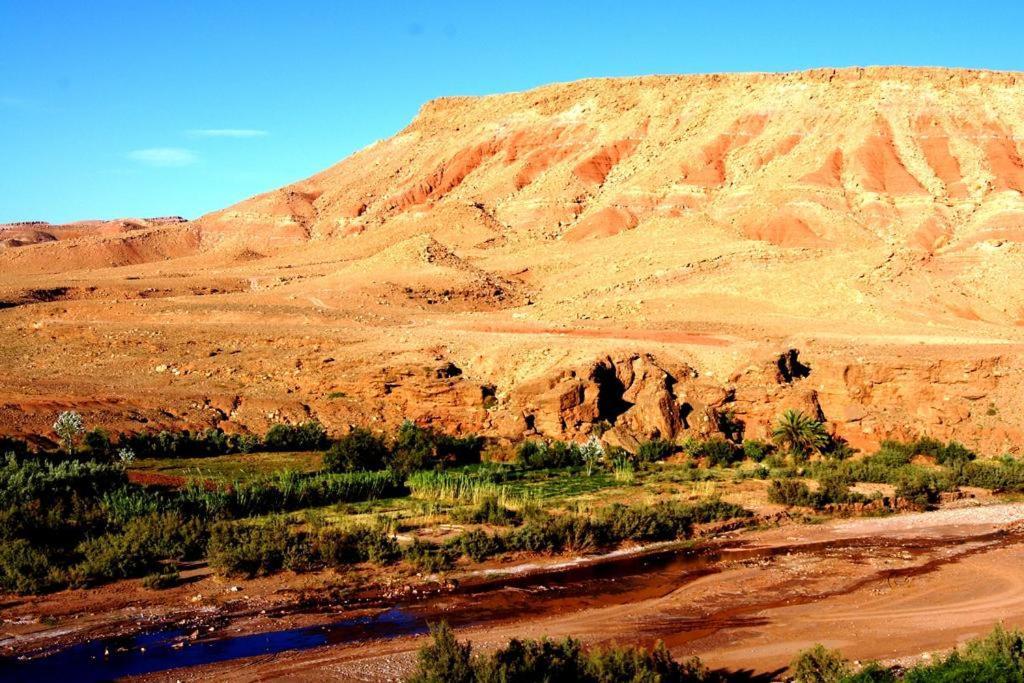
[579,436,604,476]
[772,410,829,459]
[117,447,136,466]
[53,411,85,455]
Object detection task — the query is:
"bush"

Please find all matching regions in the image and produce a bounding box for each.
[387,422,483,475]
[409,623,716,682]
[208,519,400,577]
[450,497,521,526]
[141,570,179,590]
[791,644,849,683]
[323,428,390,472]
[767,476,866,510]
[636,439,676,463]
[408,622,475,683]
[894,471,944,509]
[207,519,291,577]
[742,439,773,462]
[692,438,743,467]
[0,539,55,594]
[452,529,505,562]
[515,440,590,470]
[74,512,206,584]
[263,421,329,452]
[953,460,1024,492]
[402,540,456,573]
[83,428,112,459]
[118,427,261,459]
[598,501,696,543]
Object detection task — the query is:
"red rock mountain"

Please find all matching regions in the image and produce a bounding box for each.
[2,67,1023,452]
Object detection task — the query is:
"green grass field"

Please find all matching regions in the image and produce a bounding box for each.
[129,450,323,482]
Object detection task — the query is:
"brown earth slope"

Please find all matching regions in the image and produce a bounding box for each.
[2,67,1024,451]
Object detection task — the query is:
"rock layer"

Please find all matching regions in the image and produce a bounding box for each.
[2,68,1024,452]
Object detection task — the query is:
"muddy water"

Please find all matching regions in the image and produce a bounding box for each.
[0,533,1012,682]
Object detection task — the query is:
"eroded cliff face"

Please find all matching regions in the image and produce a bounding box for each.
[2,68,1024,451]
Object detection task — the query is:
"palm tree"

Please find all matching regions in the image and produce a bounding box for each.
[772,409,829,459]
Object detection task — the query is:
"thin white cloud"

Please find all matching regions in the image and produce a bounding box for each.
[0,96,30,109]
[186,128,268,138]
[127,147,199,167]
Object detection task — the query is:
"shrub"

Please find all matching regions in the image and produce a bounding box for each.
[83,428,112,459]
[410,623,716,683]
[208,519,400,577]
[408,622,475,683]
[516,440,587,470]
[742,439,773,462]
[388,422,483,475]
[791,644,850,683]
[508,514,602,554]
[0,539,55,594]
[894,471,943,509]
[141,570,179,590]
[450,497,521,526]
[636,438,676,463]
[598,501,695,543]
[118,427,261,459]
[402,540,456,573]
[767,477,866,510]
[911,437,976,466]
[952,460,1024,492]
[898,624,1024,682]
[75,512,206,583]
[452,529,505,562]
[207,519,291,577]
[693,438,743,467]
[317,525,400,566]
[263,421,329,452]
[323,428,390,472]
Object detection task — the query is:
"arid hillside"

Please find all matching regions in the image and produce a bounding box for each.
[2,67,1024,452]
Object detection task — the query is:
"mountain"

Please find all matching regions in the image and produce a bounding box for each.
[1,67,1023,452]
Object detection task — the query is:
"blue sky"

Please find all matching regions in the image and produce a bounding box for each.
[2,1,1023,223]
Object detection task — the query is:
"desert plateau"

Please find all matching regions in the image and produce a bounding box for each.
[5,63,1024,682]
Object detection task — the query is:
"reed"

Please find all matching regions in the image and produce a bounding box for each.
[406,470,530,509]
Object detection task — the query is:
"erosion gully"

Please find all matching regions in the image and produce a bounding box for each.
[0,530,1015,682]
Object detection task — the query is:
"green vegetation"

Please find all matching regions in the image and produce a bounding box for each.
[323,427,390,472]
[409,623,1024,683]
[788,624,1024,682]
[408,621,716,683]
[0,455,403,593]
[690,437,743,467]
[3,406,1023,598]
[773,409,830,459]
[407,470,523,507]
[768,474,869,510]
[262,421,330,452]
[208,518,399,577]
[636,438,677,463]
[791,644,851,682]
[516,438,603,470]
